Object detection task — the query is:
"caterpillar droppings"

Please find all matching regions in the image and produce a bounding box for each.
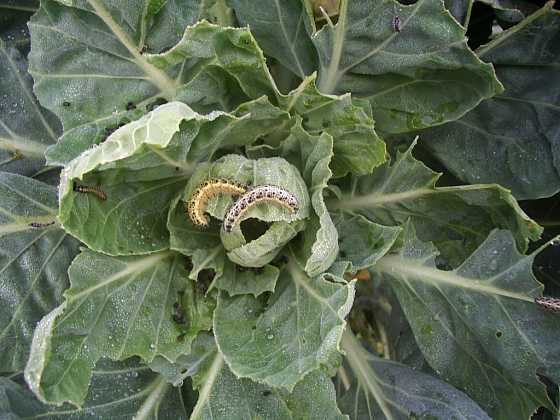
[535,296,560,313]
[186,178,246,227]
[73,183,107,200]
[223,185,298,233]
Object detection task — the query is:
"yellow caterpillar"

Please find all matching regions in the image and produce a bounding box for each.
[186,178,246,227]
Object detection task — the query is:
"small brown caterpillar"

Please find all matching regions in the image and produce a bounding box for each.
[392,15,401,32]
[186,178,246,227]
[535,296,560,313]
[223,185,298,233]
[73,183,107,201]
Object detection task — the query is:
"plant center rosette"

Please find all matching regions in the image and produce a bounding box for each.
[57,101,331,292]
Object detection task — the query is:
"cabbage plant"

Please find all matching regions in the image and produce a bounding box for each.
[1,0,559,418]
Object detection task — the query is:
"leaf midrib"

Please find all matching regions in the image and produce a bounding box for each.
[190,352,224,419]
[376,255,534,303]
[68,252,170,300]
[318,0,426,94]
[86,0,177,97]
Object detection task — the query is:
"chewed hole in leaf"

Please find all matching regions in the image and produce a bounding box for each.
[197,268,216,283]
[240,218,271,241]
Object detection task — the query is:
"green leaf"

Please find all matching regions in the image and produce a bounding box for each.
[229,0,318,78]
[167,190,228,282]
[215,263,280,297]
[1,359,187,418]
[312,0,503,133]
[279,122,339,276]
[45,108,146,167]
[373,223,558,418]
[226,220,305,268]
[0,39,60,175]
[279,370,347,420]
[24,249,214,406]
[338,330,491,420]
[57,102,194,255]
[185,333,345,419]
[335,140,541,266]
[30,0,279,165]
[424,4,560,199]
[443,0,471,26]
[149,332,218,387]
[187,334,294,420]
[0,172,78,373]
[187,96,290,163]
[335,213,401,271]
[147,21,278,105]
[279,76,386,177]
[214,262,355,391]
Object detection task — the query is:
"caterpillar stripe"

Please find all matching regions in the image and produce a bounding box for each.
[223,185,298,233]
[73,183,107,200]
[186,178,246,227]
[535,296,560,313]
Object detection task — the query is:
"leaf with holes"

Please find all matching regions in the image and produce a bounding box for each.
[24,248,214,406]
[373,222,559,418]
[29,0,280,165]
[214,265,355,390]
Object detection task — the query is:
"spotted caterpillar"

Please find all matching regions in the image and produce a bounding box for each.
[223,185,298,233]
[186,178,246,227]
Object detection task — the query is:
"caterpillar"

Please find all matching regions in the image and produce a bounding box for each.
[236,265,264,274]
[535,296,560,313]
[186,178,246,227]
[29,221,55,229]
[73,183,107,201]
[223,185,298,233]
[392,15,401,32]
